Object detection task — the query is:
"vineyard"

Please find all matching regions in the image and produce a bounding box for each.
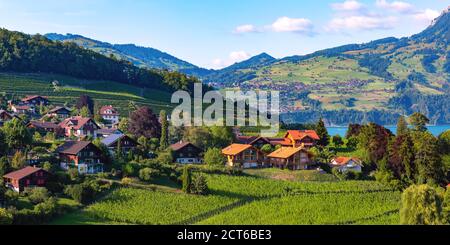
[51,173,401,225]
[0,73,173,114]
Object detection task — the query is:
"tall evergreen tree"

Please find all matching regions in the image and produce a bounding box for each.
[396,116,408,136]
[409,112,429,132]
[414,132,444,185]
[182,166,192,194]
[159,110,169,150]
[316,118,329,147]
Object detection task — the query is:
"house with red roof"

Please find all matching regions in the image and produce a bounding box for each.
[330,157,363,173]
[267,146,312,170]
[99,105,119,126]
[21,95,49,106]
[59,116,100,139]
[3,166,49,192]
[170,141,203,164]
[55,141,104,174]
[11,104,35,115]
[222,144,263,168]
[46,106,71,119]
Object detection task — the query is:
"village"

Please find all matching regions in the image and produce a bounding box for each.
[0,94,363,194]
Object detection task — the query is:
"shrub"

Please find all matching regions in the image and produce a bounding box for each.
[139,168,161,182]
[64,185,84,203]
[121,177,133,186]
[68,168,79,181]
[0,208,13,225]
[122,163,136,177]
[374,170,403,190]
[204,148,225,166]
[400,184,444,225]
[156,152,173,165]
[191,175,209,195]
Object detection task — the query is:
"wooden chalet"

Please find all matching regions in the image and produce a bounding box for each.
[330,157,362,173]
[222,144,263,169]
[101,133,139,155]
[3,166,49,192]
[170,141,203,164]
[21,95,49,106]
[267,146,312,170]
[55,141,103,174]
[46,106,71,119]
[284,130,320,148]
[28,121,63,136]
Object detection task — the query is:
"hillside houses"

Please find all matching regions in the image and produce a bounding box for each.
[101,133,139,155]
[59,116,101,139]
[56,141,104,174]
[170,141,203,164]
[3,166,49,193]
[99,105,119,127]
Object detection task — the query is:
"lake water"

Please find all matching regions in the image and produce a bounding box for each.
[327,125,450,137]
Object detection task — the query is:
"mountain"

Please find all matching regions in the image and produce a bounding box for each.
[45,33,212,77]
[208,7,450,124]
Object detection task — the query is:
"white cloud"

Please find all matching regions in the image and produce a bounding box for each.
[211,51,251,69]
[413,9,440,22]
[326,15,397,32]
[233,24,258,34]
[331,0,365,11]
[375,0,414,14]
[270,16,313,33]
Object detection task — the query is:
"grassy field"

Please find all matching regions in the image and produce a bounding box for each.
[50,170,401,225]
[0,72,173,115]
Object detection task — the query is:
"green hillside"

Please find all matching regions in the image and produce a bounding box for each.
[0,73,173,114]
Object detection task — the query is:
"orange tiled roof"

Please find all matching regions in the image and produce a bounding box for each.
[267,147,305,159]
[222,144,253,156]
[332,157,362,166]
[285,130,320,141]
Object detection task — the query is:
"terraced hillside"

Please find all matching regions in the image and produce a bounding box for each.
[0,73,173,114]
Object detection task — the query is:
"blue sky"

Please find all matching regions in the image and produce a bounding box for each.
[0,0,449,69]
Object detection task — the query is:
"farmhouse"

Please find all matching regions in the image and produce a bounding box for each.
[330,157,362,173]
[222,144,263,169]
[21,95,49,106]
[46,106,71,119]
[170,141,203,164]
[59,116,100,139]
[101,133,139,155]
[56,141,104,174]
[284,130,320,148]
[11,104,35,114]
[28,121,63,136]
[267,146,312,170]
[3,166,49,192]
[99,105,119,126]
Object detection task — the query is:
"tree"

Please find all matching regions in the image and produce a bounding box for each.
[357,123,393,169]
[260,144,274,154]
[409,112,429,132]
[26,187,50,204]
[92,138,113,165]
[331,135,343,147]
[316,118,329,147]
[139,168,160,182]
[11,151,26,169]
[183,127,212,150]
[2,118,32,150]
[181,166,192,194]
[398,134,416,181]
[159,110,169,150]
[209,126,234,148]
[400,184,444,225]
[396,116,408,136]
[413,132,444,185]
[128,107,161,139]
[118,118,129,134]
[204,148,225,166]
[33,131,42,143]
[0,129,7,156]
[0,157,10,176]
[438,130,450,155]
[0,208,13,225]
[76,95,94,114]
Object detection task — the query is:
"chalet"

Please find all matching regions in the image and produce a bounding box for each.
[28,121,63,136]
[0,110,17,126]
[97,128,123,138]
[284,130,320,148]
[59,116,100,139]
[236,136,273,149]
[330,157,362,173]
[170,141,203,164]
[267,147,312,170]
[21,95,49,106]
[56,141,103,174]
[3,166,49,192]
[222,144,263,169]
[99,105,119,126]
[46,106,71,119]
[11,104,35,114]
[101,133,139,155]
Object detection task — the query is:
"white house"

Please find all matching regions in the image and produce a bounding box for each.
[99,105,119,126]
[330,157,363,173]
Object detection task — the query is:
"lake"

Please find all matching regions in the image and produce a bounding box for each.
[327,125,450,137]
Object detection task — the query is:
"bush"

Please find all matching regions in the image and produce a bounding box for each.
[139,168,161,182]
[68,168,79,181]
[0,208,13,225]
[64,185,84,203]
[400,184,444,225]
[122,163,136,177]
[25,187,50,204]
[191,175,209,195]
[204,148,225,166]
[156,152,173,165]
[374,170,403,190]
[121,177,133,186]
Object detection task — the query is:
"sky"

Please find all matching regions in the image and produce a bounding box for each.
[0,0,449,69]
